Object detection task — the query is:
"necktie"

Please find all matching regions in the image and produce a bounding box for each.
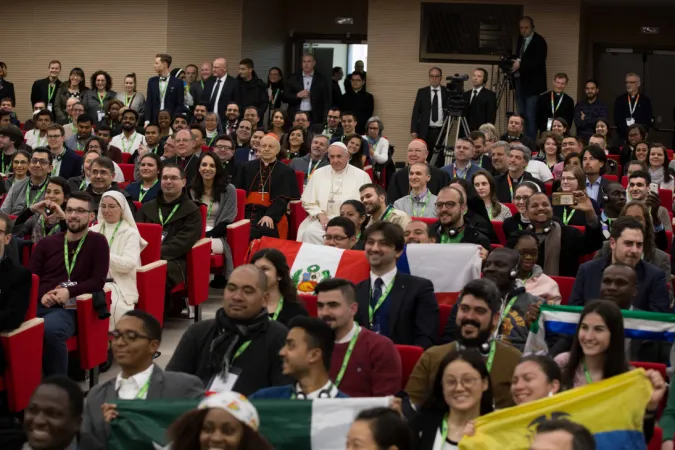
[431,89,439,122]
[211,79,222,103]
[159,77,167,82]
[370,278,384,308]
[471,90,478,104]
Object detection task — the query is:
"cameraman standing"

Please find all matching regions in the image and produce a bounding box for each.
[511,16,548,140]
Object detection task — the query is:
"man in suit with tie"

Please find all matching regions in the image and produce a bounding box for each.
[463,68,497,133]
[354,221,438,349]
[283,53,331,126]
[411,67,448,163]
[145,53,185,125]
[202,58,238,124]
[31,60,62,112]
[82,310,204,445]
[512,16,548,140]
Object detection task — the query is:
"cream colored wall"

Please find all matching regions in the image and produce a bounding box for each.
[367,0,582,161]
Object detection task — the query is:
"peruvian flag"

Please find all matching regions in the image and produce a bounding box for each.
[248,238,370,294]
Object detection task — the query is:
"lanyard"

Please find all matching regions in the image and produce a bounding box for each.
[26,181,48,208]
[271,297,284,321]
[440,229,464,244]
[135,378,151,399]
[582,359,593,384]
[48,83,56,103]
[200,80,204,89]
[550,92,564,116]
[335,325,361,387]
[97,92,106,110]
[41,216,60,237]
[507,175,515,200]
[496,296,518,334]
[562,207,576,225]
[0,155,8,175]
[206,199,214,221]
[486,205,493,221]
[628,94,640,117]
[441,413,449,443]
[207,135,217,147]
[64,231,88,282]
[485,340,497,373]
[124,93,135,107]
[307,159,321,179]
[453,162,471,179]
[139,180,158,203]
[380,205,394,222]
[159,79,168,101]
[79,178,87,190]
[158,204,180,226]
[232,340,252,362]
[101,220,123,247]
[368,279,395,325]
[411,191,431,217]
[121,133,138,154]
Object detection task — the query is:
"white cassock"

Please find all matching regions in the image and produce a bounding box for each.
[297,164,372,244]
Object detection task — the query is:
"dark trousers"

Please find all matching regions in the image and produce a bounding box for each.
[38,307,77,376]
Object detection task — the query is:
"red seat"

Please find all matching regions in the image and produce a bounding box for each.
[213,189,250,271]
[668,149,674,160]
[411,217,436,225]
[607,154,620,163]
[551,276,575,305]
[544,182,552,196]
[118,181,129,190]
[74,150,84,157]
[118,163,134,182]
[659,189,672,211]
[438,304,452,338]
[667,230,673,255]
[0,318,45,411]
[133,200,142,211]
[135,223,168,326]
[648,426,662,450]
[295,171,305,197]
[395,344,423,389]
[503,203,518,215]
[603,174,618,182]
[289,200,307,241]
[621,176,628,188]
[120,153,132,163]
[299,294,318,317]
[201,145,211,153]
[492,220,506,245]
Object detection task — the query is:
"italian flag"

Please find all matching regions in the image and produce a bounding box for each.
[108,397,391,450]
[524,304,675,354]
[249,238,371,294]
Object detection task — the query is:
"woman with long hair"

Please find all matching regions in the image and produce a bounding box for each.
[502,181,541,239]
[550,117,568,136]
[411,349,493,450]
[625,141,650,174]
[104,99,124,135]
[511,355,562,405]
[537,131,563,171]
[82,70,116,121]
[126,153,162,204]
[168,392,274,450]
[647,143,674,191]
[281,125,308,159]
[267,109,287,136]
[266,67,284,113]
[595,118,620,154]
[340,200,368,250]
[115,73,146,122]
[346,134,368,170]
[54,67,87,123]
[449,177,498,244]
[506,229,562,304]
[190,152,237,285]
[472,169,511,221]
[250,248,309,326]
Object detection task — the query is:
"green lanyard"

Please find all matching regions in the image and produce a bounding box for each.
[207,135,217,147]
[271,297,284,321]
[200,80,204,89]
[135,378,151,399]
[64,231,88,282]
[159,79,168,101]
[453,162,471,179]
[47,83,56,103]
[582,359,594,384]
[232,340,252,362]
[440,229,465,244]
[368,279,395,325]
[484,340,497,372]
[101,220,123,247]
[441,413,450,443]
[121,133,138,154]
[562,207,576,225]
[307,159,321,180]
[97,92,106,110]
[158,204,180,226]
[139,180,158,203]
[79,178,87,191]
[499,296,519,330]
[0,155,8,175]
[334,325,360,387]
[26,181,48,208]
[124,93,135,107]
[486,205,493,221]
[411,191,431,218]
[41,216,60,237]
[206,200,214,221]
[380,205,394,222]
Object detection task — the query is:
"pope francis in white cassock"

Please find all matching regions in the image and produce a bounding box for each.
[297,142,372,244]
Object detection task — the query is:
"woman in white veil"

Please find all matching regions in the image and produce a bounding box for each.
[90,190,147,330]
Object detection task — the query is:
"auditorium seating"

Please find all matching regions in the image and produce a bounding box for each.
[289,200,307,241]
[120,153,132,163]
[551,276,575,305]
[667,230,673,255]
[411,216,436,226]
[395,344,423,389]
[659,189,672,211]
[492,220,506,246]
[295,170,304,196]
[119,163,134,182]
[438,304,452,338]
[212,189,250,271]
[503,203,518,215]
[135,223,168,326]
[604,175,618,182]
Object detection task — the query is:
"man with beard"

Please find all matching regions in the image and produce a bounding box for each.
[85,156,135,214]
[223,101,240,136]
[1,147,52,215]
[429,186,491,252]
[441,248,543,352]
[405,278,521,408]
[404,220,436,244]
[573,79,609,143]
[29,192,110,376]
[192,102,208,125]
[111,109,145,155]
[64,114,95,152]
[359,183,411,230]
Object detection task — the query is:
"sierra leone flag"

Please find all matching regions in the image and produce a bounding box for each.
[108,397,390,450]
[524,304,675,354]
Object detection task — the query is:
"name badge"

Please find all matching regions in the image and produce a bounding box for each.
[207,367,241,394]
[205,226,213,233]
[161,231,168,242]
[97,111,106,123]
[47,104,53,112]
[626,118,635,126]
[546,118,553,131]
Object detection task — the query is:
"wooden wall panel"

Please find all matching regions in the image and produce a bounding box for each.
[241,0,287,84]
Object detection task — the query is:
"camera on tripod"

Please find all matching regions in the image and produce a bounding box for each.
[444,74,469,117]
[498,55,517,74]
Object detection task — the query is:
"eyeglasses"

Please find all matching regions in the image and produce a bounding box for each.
[214,145,233,151]
[436,201,457,210]
[323,234,349,242]
[513,195,531,202]
[30,158,50,166]
[109,330,152,343]
[327,115,340,120]
[65,208,90,215]
[13,160,28,165]
[444,376,480,390]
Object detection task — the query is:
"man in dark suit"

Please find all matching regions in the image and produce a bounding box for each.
[411,67,448,161]
[341,72,374,135]
[500,114,536,154]
[283,53,331,126]
[513,16,548,139]
[331,67,344,110]
[614,72,653,141]
[535,73,575,135]
[0,62,15,109]
[354,222,438,349]
[201,57,237,125]
[145,53,185,125]
[463,68,497,132]
[31,60,62,111]
[46,124,82,180]
[82,311,204,445]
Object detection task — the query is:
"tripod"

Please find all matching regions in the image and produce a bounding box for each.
[429,112,471,168]
[494,68,518,118]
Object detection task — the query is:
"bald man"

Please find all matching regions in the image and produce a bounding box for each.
[167,264,291,395]
[189,61,213,103]
[145,53,185,125]
[297,142,372,244]
[234,134,300,240]
[201,57,237,122]
[387,139,450,203]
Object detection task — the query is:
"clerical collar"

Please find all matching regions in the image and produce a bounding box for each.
[509,173,524,183]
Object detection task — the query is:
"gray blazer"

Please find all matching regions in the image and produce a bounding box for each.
[0,178,47,215]
[82,365,204,447]
[115,92,146,121]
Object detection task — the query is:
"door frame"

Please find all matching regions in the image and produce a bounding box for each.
[289,33,368,74]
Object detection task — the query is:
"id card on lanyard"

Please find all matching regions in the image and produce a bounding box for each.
[626,94,639,126]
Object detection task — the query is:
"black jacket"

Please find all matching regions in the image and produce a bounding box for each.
[85,183,136,216]
[463,88,497,132]
[341,90,374,134]
[202,76,238,124]
[0,255,31,372]
[500,133,536,154]
[410,407,448,450]
[0,79,15,108]
[494,171,546,204]
[411,86,448,140]
[166,311,291,395]
[538,222,604,277]
[429,221,491,251]
[31,77,62,108]
[283,71,331,123]
[56,148,83,180]
[515,32,548,96]
[235,72,269,118]
[145,76,185,124]
[355,273,439,349]
[535,91,575,134]
[613,93,653,140]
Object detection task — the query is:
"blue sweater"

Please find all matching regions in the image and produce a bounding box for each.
[249,384,349,399]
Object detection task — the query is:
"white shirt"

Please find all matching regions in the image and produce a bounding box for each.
[526,159,553,182]
[337,322,358,344]
[301,72,314,112]
[212,75,229,115]
[295,380,338,399]
[26,130,47,148]
[429,86,444,127]
[111,132,146,154]
[114,364,154,400]
[159,77,169,110]
[369,266,398,292]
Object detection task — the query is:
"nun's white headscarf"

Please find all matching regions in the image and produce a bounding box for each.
[97,191,147,250]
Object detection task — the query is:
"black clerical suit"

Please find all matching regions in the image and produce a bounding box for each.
[201,75,238,124]
[354,273,438,349]
[31,78,62,109]
[411,86,448,154]
[145,75,185,124]
[283,71,331,125]
[165,153,200,187]
[500,133,536,154]
[387,165,450,203]
[613,93,653,140]
[494,172,546,204]
[535,91,575,134]
[463,87,497,132]
[341,90,374,135]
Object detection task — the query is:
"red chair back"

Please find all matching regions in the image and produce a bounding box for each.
[607,154,620,163]
[201,145,211,153]
[544,182,553,196]
[119,163,134,181]
[299,294,317,317]
[492,220,506,245]
[411,217,436,225]
[667,230,673,255]
[659,188,672,210]
[74,150,84,157]
[503,203,518,215]
[120,153,132,163]
[603,175,618,182]
[438,304,452,338]
[26,274,39,321]
[199,204,207,239]
[118,181,129,190]
[137,223,162,265]
[551,276,575,305]
[235,189,245,221]
[133,201,142,211]
[621,176,628,188]
[668,149,674,160]
[395,345,423,389]
[294,171,304,196]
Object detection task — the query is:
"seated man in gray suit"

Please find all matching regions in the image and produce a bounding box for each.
[82,310,204,446]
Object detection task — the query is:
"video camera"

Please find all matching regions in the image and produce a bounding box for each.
[445,74,469,117]
[499,55,517,74]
